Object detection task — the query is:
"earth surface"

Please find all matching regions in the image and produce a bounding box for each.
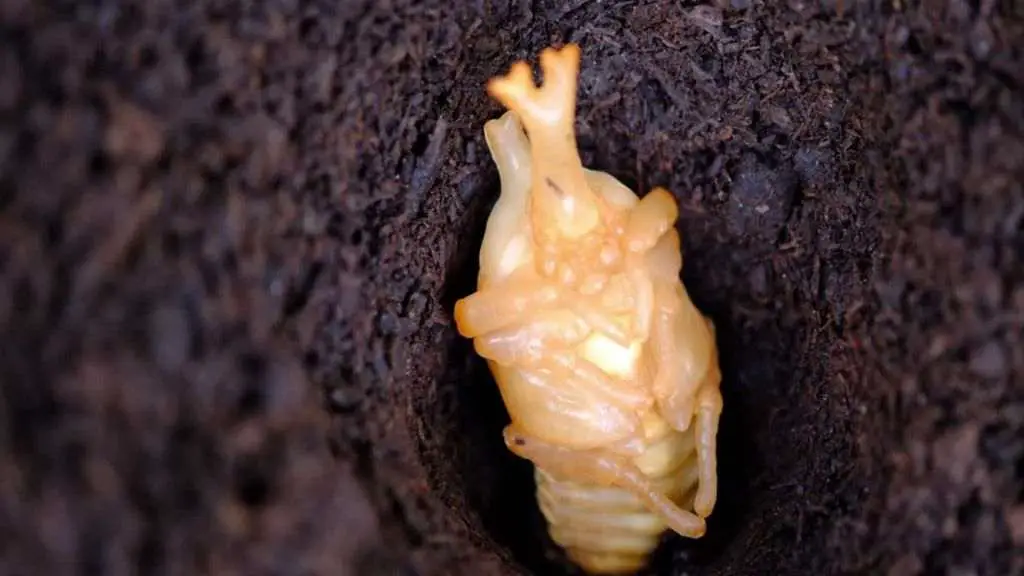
[1,1,1021,575]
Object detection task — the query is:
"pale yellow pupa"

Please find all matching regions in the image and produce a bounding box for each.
[453,43,723,575]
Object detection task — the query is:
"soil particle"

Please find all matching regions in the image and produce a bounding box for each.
[726,153,798,241]
[1,1,1022,576]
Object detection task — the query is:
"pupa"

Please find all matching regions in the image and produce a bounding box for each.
[453,43,723,575]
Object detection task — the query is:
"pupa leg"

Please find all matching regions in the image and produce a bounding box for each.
[453,277,561,338]
[547,353,651,411]
[477,112,535,285]
[504,426,706,538]
[473,310,591,365]
[692,373,723,518]
[648,296,694,431]
[564,296,633,345]
[624,187,679,254]
[649,280,717,432]
[483,111,531,187]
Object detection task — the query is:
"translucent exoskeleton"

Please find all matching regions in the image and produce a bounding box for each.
[453,43,723,575]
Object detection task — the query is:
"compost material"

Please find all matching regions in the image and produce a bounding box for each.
[1,1,1021,575]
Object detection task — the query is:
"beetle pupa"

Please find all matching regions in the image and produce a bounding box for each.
[454,43,723,575]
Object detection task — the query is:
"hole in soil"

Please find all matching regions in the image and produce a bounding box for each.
[424,173,844,574]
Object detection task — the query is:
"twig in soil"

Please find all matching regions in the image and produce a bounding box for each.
[687,5,724,37]
[407,116,449,219]
[73,188,162,302]
[644,62,691,112]
[923,312,1024,362]
[518,0,533,23]
[558,0,594,20]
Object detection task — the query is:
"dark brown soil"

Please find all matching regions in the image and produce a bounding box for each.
[1,1,1021,575]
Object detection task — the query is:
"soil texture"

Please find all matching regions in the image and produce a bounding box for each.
[1,1,1021,576]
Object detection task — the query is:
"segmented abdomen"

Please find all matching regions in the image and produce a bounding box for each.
[535,421,699,574]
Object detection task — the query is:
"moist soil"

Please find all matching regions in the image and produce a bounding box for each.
[1,1,1021,575]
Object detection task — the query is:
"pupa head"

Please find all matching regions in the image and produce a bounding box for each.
[486,44,602,241]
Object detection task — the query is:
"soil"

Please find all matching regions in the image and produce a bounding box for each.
[0,1,1021,576]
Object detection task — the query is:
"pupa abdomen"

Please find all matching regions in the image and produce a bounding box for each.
[536,420,700,574]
